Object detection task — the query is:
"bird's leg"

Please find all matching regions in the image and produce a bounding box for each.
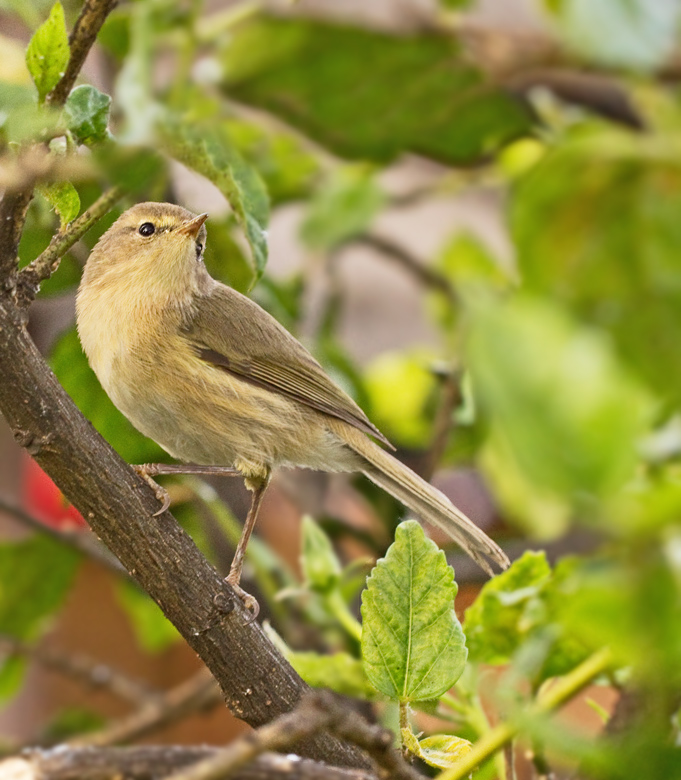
[133,463,241,516]
[225,471,270,620]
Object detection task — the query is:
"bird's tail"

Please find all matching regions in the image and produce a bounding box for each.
[330,420,509,576]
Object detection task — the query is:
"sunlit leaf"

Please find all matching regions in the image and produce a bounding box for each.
[413,734,473,769]
[37,180,80,228]
[25,1,69,103]
[361,520,467,701]
[464,551,551,664]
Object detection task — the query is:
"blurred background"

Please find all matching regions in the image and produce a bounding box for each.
[1,0,680,778]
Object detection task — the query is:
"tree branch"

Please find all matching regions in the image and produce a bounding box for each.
[351,234,456,302]
[17,185,124,306]
[163,690,421,780]
[71,669,222,747]
[0,297,369,770]
[0,496,125,575]
[47,0,120,109]
[0,634,157,707]
[0,747,376,780]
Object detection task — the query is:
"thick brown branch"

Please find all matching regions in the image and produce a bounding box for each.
[17,185,124,306]
[165,691,421,780]
[0,747,375,780]
[47,0,119,108]
[0,297,368,769]
[0,634,157,707]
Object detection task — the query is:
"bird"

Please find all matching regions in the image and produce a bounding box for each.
[76,202,509,615]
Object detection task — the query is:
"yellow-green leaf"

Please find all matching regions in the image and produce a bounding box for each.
[25,2,69,103]
[414,734,473,769]
[37,180,80,228]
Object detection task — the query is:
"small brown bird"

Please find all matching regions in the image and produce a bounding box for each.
[77,202,508,614]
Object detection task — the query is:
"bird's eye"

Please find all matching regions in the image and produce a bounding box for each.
[139,222,155,237]
[195,242,204,259]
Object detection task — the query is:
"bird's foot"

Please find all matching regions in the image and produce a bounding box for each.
[225,572,260,623]
[133,465,171,516]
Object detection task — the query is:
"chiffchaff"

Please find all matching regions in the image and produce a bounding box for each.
[76,202,508,614]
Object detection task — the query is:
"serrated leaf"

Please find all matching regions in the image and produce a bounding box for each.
[162,121,269,283]
[37,180,80,228]
[464,551,551,665]
[413,734,473,769]
[300,167,385,251]
[361,520,467,702]
[65,85,112,146]
[301,516,342,593]
[25,1,69,103]
[116,581,180,654]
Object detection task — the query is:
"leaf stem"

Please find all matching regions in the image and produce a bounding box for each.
[326,589,363,642]
[436,648,613,780]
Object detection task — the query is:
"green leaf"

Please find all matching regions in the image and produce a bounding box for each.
[162,121,269,282]
[289,650,377,699]
[25,1,69,103]
[64,85,112,146]
[464,551,551,664]
[511,130,681,403]
[544,0,680,71]
[0,535,80,701]
[361,520,467,702]
[50,327,166,463]
[0,535,80,639]
[37,180,80,228]
[467,296,652,501]
[300,167,385,251]
[116,582,180,654]
[221,18,533,165]
[363,350,439,448]
[202,215,255,293]
[300,516,342,593]
[412,734,473,769]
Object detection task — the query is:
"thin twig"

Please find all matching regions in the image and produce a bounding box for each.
[17,185,124,306]
[1,747,376,780]
[423,368,462,481]
[0,634,158,706]
[47,0,120,109]
[163,690,421,780]
[437,648,614,780]
[70,668,223,747]
[351,234,456,302]
[0,496,125,575]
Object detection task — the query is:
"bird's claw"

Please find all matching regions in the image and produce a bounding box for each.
[133,465,171,516]
[225,575,260,623]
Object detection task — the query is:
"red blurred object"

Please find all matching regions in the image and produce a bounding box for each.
[22,454,88,530]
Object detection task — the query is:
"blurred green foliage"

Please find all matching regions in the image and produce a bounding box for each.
[2,0,681,775]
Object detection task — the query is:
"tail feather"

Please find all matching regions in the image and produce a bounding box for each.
[331,421,509,575]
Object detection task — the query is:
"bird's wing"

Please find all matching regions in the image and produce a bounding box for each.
[183,283,393,448]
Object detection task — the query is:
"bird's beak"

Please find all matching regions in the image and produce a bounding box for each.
[177,213,208,239]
